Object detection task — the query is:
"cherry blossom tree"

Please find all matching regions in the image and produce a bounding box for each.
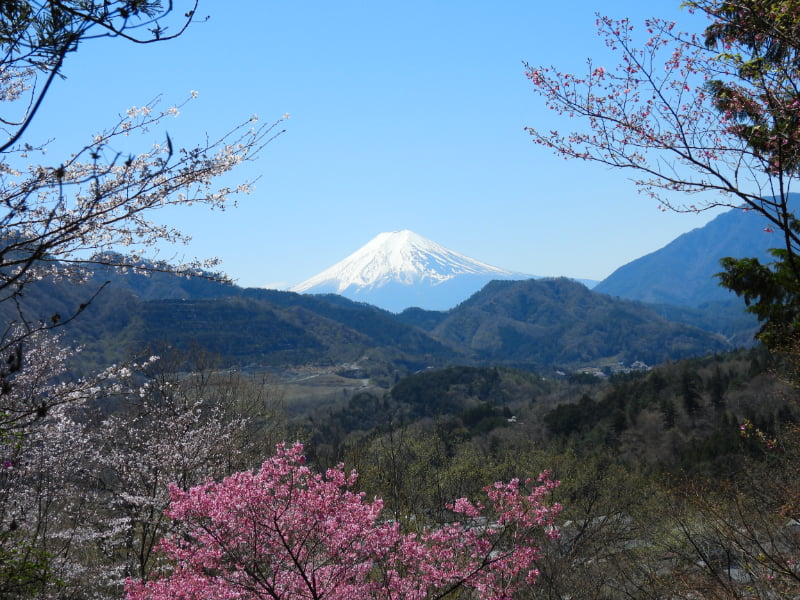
[0,331,289,599]
[126,442,561,600]
[0,3,289,597]
[0,93,284,350]
[0,0,285,426]
[525,0,800,347]
[0,328,148,598]
[87,355,287,595]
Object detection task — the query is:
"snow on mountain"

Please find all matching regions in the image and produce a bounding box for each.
[292,230,514,292]
[290,230,533,312]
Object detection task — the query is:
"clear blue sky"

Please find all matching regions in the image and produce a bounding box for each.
[25,0,726,288]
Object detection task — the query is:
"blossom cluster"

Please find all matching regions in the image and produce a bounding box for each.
[524,8,800,222]
[126,442,560,600]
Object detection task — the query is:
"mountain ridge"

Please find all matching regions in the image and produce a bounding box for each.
[595,205,780,306]
[426,278,730,367]
[8,215,769,376]
[23,266,732,376]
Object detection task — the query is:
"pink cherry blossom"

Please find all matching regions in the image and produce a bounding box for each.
[126,442,560,600]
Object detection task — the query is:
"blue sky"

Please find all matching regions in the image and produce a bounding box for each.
[24,0,729,288]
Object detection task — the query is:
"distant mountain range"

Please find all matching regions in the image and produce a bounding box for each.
[290,206,783,316]
[286,208,777,338]
[8,202,786,376]
[56,276,726,375]
[588,202,790,345]
[291,230,534,312]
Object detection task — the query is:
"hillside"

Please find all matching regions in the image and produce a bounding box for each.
[75,291,457,375]
[425,278,730,368]
[594,205,779,306]
[8,271,732,376]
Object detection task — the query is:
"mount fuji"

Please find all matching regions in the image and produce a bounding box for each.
[290,230,535,312]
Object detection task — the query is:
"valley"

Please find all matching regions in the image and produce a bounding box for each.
[263,361,375,414]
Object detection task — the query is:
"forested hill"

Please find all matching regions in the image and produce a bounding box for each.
[19,271,735,375]
[414,278,731,367]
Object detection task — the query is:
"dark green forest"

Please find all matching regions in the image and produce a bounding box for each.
[4,272,737,375]
[288,345,800,599]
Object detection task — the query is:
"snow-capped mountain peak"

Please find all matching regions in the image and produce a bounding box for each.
[291,230,513,293]
[290,230,531,312]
